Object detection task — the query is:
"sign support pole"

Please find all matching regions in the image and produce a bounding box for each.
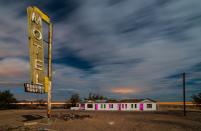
[47,23,53,118]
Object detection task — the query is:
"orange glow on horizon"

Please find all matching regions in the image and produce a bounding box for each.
[111,87,138,94]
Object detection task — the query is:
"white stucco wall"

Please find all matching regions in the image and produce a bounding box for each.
[119,103,140,111]
[95,103,141,111]
[142,103,157,111]
[80,100,157,111]
[96,103,119,111]
[84,103,95,110]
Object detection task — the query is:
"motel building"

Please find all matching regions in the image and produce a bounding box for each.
[79,98,157,111]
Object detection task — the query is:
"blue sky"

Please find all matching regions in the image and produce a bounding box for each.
[0,0,201,101]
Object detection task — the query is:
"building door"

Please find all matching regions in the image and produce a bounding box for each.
[95,104,98,110]
[81,104,85,109]
[118,104,121,110]
[140,103,143,111]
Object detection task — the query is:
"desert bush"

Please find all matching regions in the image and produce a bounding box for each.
[0,90,18,109]
[192,92,201,108]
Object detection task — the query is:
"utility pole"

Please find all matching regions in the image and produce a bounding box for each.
[182,72,186,116]
[47,23,53,118]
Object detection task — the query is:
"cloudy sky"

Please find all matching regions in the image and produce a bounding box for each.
[0,0,201,101]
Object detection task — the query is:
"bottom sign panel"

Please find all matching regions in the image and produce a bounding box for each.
[24,83,45,94]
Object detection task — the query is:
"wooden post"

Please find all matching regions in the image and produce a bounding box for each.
[183,73,186,116]
[47,23,53,118]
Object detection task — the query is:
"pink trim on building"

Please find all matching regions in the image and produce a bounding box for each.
[140,103,143,111]
[95,104,98,110]
[79,99,157,111]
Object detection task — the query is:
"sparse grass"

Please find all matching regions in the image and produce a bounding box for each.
[0,109,200,131]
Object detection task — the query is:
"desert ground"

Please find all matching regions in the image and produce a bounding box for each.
[0,109,201,131]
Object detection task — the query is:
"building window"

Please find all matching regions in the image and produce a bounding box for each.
[131,104,134,108]
[147,104,152,108]
[87,104,93,108]
[104,104,106,108]
[110,104,113,108]
[122,104,124,108]
[101,104,103,108]
[135,104,137,108]
[125,104,127,109]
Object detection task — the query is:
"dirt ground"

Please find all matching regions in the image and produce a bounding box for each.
[0,109,201,131]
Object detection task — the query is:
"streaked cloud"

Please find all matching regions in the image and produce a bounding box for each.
[0,58,29,77]
[0,0,201,101]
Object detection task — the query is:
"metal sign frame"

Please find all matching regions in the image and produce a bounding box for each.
[26,6,53,118]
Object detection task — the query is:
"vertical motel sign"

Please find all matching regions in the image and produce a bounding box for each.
[25,6,52,94]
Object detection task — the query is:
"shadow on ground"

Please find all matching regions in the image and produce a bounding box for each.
[22,114,45,122]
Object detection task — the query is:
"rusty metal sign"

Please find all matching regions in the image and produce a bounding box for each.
[24,83,45,94]
[27,6,51,85]
[27,6,45,85]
